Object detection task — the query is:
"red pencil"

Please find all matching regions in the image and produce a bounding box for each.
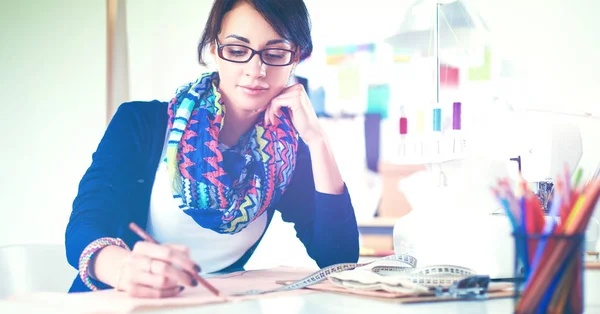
[517,180,600,312]
[128,222,221,297]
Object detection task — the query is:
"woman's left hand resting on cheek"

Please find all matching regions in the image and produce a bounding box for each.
[265,83,345,195]
[264,83,324,146]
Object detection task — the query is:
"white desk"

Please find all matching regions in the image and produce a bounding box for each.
[142,293,515,314]
[145,269,600,314]
[138,292,600,314]
[1,269,598,314]
[1,291,599,314]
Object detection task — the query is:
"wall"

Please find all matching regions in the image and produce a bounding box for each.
[0,0,598,253]
[475,0,600,113]
[0,1,107,246]
[125,0,214,102]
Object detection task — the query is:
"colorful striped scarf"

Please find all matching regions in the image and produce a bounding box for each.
[166,72,298,234]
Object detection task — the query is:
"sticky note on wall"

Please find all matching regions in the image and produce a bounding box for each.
[309,87,326,115]
[468,47,491,81]
[393,47,412,63]
[338,64,361,99]
[367,84,390,118]
[440,65,460,87]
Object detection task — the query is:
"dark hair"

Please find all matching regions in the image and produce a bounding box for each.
[197,0,313,66]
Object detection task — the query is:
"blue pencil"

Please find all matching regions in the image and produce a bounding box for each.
[520,196,530,277]
[492,187,518,230]
[531,192,564,311]
[501,198,518,229]
[537,257,571,314]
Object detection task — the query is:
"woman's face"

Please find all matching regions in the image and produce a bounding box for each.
[211,2,296,113]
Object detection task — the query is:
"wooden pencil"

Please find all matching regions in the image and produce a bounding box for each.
[128,222,221,297]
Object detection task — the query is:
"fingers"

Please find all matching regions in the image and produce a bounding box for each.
[264,83,311,127]
[128,242,198,291]
[117,242,201,298]
[264,102,272,126]
[119,253,193,299]
[128,255,195,288]
[163,244,201,273]
[130,263,178,289]
[266,98,290,126]
[127,284,184,299]
[164,243,190,255]
[281,83,304,94]
[264,83,307,126]
[133,242,200,276]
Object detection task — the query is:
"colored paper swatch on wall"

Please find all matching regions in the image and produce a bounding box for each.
[468,47,491,81]
[367,84,390,118]
[337,64,361,99]
[440,64,460,87]
[393,48,412,63]
[309,86,326,116]
[325,43,376,65]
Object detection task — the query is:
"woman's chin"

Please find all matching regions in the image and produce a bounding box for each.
[233,97,270,112]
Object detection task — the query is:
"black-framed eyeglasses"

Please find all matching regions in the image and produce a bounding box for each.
[216,41,296,66]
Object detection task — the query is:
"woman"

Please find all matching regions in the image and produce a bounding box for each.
[65,0,359,298]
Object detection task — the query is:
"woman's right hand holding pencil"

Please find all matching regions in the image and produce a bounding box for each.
[116,242,201,298]
[91,242,201,298]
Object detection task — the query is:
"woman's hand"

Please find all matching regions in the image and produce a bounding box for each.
[117,242,200,298]
[265,83,345,195]
[265,83,324,146]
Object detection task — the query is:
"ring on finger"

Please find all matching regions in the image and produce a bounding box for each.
[147,258,154,274]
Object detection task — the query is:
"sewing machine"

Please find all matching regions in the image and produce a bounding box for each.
[392,111,600,279]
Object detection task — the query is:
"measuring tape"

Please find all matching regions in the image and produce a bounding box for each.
[232,254,476,296]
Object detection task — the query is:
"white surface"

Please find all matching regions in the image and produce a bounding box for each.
[474,0,600,112]
[397,156,512,215]
[145,294,518,314]
[393,211,516,279]
[0,1,107,246]
[149,293,600,314]
[516,115,583,182]
[0,244,76,299]
[125,0,213,102]
[245,211,318,270]
[4,271,599,314]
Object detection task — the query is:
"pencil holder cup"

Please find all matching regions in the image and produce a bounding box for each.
[512,232,585,314]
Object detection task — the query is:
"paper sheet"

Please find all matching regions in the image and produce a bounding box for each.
[6,267,316,314]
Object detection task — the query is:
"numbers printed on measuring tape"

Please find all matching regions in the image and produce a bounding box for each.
[231,254,477,296]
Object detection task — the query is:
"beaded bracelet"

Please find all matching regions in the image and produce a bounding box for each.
[78,237,130,291]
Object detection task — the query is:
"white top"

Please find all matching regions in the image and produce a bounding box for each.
[146,135,267,274]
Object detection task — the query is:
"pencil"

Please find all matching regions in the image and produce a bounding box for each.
[547,256,576,313]
[517,180,600,312]
[491,187,517,228]
[571,254,584,314]
[128,222,221,297]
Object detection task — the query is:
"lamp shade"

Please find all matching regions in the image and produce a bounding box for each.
[385,0,488,53]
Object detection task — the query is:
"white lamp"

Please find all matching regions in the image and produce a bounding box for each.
[385,0,489,104]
